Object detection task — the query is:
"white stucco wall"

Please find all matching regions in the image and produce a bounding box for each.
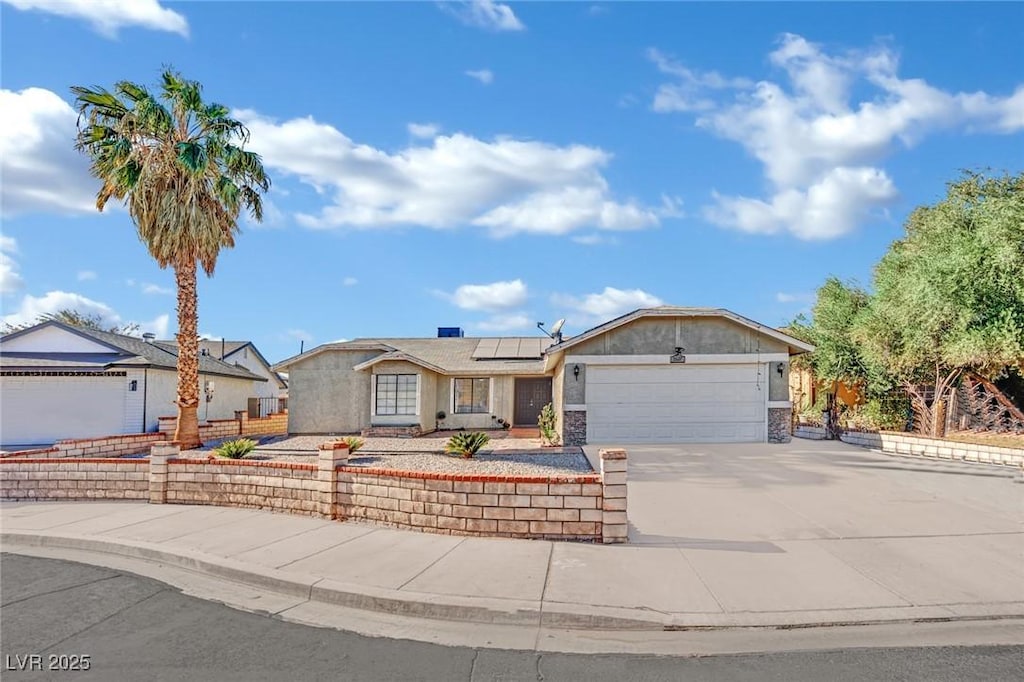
[223,346,285,398]
[143,369,259,431]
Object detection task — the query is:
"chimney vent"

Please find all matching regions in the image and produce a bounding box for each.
[142,333,156,343]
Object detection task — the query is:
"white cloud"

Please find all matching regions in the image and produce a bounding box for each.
[473,313,534,332]
[2,0,189,37]
[465,69,495,85]
[284,329,313,343]
[551,286,663,326]
[342,277,358,286]
[571,234,617,246]
[238,110,666,237]
[441,1,524,32]
[200,332,223,341]
[76,270,97,281]
[650,34,1024,239]
[142,313,170,338]
[0,88,99,217]
[0,235,24,295]
[450,279,527,312]
[408,122,441,139]
[704,166,898,240]
[776,292,814,303]
[141,283,174,296]
[1,289,168,337]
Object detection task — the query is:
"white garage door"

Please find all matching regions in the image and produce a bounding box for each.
[0,375,126,445]
[587,365,767,443]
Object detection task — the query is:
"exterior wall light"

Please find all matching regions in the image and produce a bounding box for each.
[128,379,138,392]
[776,362,785,377]
[573,364,580,381]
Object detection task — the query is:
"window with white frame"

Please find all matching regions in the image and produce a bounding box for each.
[454,378,490,414]
[375,374,417,415]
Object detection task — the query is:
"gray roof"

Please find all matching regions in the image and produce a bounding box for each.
[0,322,266,381]
[275,337,551,375]
[158,339,287,389]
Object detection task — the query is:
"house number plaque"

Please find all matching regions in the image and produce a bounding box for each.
[670,347,686,363]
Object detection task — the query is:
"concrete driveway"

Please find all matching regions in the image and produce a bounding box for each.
[583,438,1024,613]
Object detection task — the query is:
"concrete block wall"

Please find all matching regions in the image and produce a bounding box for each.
[0,459,150,501]
[240,412,289,436]
[158,417,241,441]
[841,430,1024,467]
[794,425,827,440]
[337,468,605,540]
[0,433,167,460]
[3,441,633,544]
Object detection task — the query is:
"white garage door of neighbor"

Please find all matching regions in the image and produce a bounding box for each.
[0,375,126,445]
[587,365,767,443]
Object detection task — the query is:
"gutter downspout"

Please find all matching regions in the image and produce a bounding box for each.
[142,367,149,433]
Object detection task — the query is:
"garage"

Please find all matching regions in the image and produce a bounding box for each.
[586,364,767,443]
[0,373,126,445]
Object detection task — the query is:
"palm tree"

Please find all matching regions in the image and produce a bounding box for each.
[73,70,270,449]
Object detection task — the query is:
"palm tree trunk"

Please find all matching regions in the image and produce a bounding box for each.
[173,259,202,449]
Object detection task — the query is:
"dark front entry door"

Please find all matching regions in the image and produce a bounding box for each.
[514,378,552,426]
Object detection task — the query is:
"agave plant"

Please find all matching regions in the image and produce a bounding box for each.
[342,436,365,453]
[213,438,257,459]
[445,432,490,459]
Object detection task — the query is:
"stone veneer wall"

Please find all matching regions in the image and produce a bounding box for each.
[0,459,150,501]
[767,407,793,443]
[563,410,587,446]
[840,430,1024,467]
[0,433,168,460]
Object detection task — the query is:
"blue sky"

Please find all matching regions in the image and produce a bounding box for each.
[2,1,1022,363]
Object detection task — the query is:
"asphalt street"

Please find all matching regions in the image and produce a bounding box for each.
[1,552,1022,682]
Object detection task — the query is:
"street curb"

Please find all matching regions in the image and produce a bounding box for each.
[4,531,1023,632]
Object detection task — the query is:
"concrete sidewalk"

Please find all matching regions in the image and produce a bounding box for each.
[3,501,1022,631]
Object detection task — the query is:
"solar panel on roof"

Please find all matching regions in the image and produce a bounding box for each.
[471,338,500,359]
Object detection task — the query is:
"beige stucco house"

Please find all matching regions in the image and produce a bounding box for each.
[274,307,814,445]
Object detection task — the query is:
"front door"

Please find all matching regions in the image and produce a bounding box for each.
[514,377,552,426]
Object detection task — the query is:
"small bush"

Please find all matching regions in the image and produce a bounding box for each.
[342,436,365,453]
[538,403,560,446]
[445,432,490,458]
[214,438,257,459]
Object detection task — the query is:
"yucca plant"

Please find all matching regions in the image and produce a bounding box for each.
[214,438,257,459]
[445,432,490,459]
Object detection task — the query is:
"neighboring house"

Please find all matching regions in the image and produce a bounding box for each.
[159,339,288,399]
[273,307,813,445]
[0,321,266,445]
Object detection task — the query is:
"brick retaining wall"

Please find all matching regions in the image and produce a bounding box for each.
[0,433,167,460]
[164,458,318,515]
[840,430,1023,467]
[2,441,630,544]
[794,425,827,440]
[158,411,288,440]
[0,459,150,501]
[337,469,604,541]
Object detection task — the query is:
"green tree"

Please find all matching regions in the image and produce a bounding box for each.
[73,70,270,449]
[855,171,1024,436]
[1,308,139,335]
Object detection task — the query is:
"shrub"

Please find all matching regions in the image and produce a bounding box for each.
[445,431,490,458]
[342,436,365,453]
[538,403,560,446]
[214,438,257,459]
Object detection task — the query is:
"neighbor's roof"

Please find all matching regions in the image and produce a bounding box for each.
[545,306,815,356]
[0,321,266,381]
[274,337,552,375]
[158,338,287,389]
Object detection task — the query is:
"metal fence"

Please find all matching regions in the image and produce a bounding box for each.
[248,397,287,418]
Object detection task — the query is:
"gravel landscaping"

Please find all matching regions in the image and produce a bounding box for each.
[178,433,593,477]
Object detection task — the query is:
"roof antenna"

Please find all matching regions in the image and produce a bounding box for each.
[300,340,305,354]
[537,319,566,344]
